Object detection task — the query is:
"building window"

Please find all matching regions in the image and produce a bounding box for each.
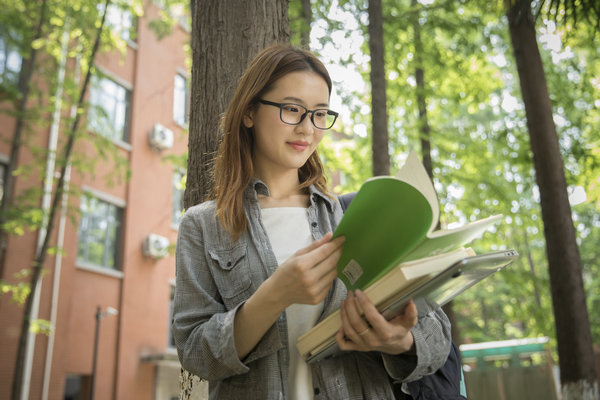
[153,0,190,32]
[64,374,91,400]
[0,33,22,85]
[168,284,175,348]
[77,193,123,270]
[99,3,137,42]
[173,73,189,127]
[172,171,185,226]
[88,75,131,143]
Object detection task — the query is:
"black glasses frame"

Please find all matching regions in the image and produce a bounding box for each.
[257,99,339,130]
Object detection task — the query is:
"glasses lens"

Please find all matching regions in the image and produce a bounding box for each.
[278,103,338,129]
[280,104,305,125]
[312,109,337,129]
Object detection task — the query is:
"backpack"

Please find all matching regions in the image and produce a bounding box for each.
[337,193,468,400]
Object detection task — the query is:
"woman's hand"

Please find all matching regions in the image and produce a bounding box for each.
[234,232,344,359]
[269,232,345,309]
[335,289,418,355]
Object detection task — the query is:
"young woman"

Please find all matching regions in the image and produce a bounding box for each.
[172,44,451,399]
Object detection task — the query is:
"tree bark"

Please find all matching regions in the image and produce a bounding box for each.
[300,0,312,48]
[368,0,390,176]
[411,0,461,344]
[185,0,290,207]
[181,1,289,397]
[507,2,598,398]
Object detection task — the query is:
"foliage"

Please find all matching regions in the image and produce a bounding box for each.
[308,0,600,349]
[0,0,191,340]
[0,269,31,305]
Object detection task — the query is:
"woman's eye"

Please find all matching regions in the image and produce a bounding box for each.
[283,105,300,113]
[315,110,327,118]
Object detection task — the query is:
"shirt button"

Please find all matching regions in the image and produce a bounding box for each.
[314,388,320,395]
[311,222,318,228]
[227,261,232,267]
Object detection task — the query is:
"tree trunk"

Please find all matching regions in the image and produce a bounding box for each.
[300,0,312,48]
[181,1,289,397]
[185,0,290,207]
[411,0,461,344]
[368,0,390,176]
[523,229,542,308]
[507,3,598,398]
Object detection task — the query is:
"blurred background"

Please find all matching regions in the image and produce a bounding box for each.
[0,0,598,399]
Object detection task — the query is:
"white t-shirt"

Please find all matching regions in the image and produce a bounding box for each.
[260,207,323,400]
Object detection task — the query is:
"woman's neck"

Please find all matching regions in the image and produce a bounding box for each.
[256,170,309,208]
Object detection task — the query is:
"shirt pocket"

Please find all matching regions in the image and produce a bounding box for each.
[208,243,252,301]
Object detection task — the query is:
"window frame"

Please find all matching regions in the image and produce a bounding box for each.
[173,71,190,128]
[87,69,132,146]
[99,2,138,45]
[167,280,176,349]
[171,169,185,227]
[76,187,125,275]
[0,153,8,204]
[0,32,22,85]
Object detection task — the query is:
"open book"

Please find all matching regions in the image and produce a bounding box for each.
[300,250,518,363]
[296,151,514,362]
[333,151,502,291]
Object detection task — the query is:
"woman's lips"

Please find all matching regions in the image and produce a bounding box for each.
[287,141,309,151]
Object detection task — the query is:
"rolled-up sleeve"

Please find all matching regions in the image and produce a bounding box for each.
[172,209,250,380]
[381,299,452,382]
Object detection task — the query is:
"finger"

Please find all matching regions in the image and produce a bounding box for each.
[391,300,418,329]
[299,236,345,279]
[336,303,361,351]
[311,262,339,295]
[339,300,360,339]
[353,289,389,332]
[294,232,333,256]
[343,291,371,335]
[312,244,344,279]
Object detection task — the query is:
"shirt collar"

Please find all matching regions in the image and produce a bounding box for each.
[245,178,335,211]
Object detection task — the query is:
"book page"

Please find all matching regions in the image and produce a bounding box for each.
[399,247,474,280]
[405,215,502,261]
[393,151,439,234]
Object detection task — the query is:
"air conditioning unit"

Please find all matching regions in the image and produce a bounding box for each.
[142,234,170,259]
[148,123,174,151]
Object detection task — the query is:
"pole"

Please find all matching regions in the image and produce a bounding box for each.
[90,305,101,400]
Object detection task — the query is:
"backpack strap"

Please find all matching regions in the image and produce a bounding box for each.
[337,192,357,213]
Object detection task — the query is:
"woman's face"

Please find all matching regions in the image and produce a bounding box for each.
[244,71,330,181]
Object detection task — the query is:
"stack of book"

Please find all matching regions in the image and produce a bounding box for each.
[297,152,517,363]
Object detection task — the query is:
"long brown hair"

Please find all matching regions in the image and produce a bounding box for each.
[212,44,333,240]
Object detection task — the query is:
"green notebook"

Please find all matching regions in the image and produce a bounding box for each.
[333,151,501,291]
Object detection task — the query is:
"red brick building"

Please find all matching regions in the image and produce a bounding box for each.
[0,3,195,399]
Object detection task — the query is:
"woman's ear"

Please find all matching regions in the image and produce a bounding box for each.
[243,110,254,128]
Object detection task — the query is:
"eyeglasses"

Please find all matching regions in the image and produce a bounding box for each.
[258,99,339,130]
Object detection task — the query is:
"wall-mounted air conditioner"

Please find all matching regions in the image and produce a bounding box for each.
[148,123,174,151]
[142,234,170,259]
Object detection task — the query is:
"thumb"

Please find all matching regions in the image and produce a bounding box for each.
[392,300,418,328]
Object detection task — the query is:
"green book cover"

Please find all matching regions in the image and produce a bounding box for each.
[333,151,501,291]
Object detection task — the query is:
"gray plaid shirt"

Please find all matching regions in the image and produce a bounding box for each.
[172,179,451,400]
